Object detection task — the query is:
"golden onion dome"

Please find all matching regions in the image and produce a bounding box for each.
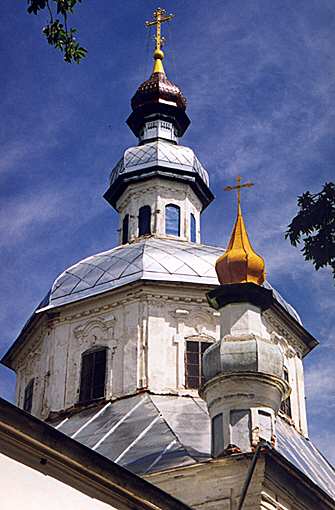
[215,202,266,285]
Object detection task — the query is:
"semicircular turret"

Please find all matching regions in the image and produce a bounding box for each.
[202,336,284,383]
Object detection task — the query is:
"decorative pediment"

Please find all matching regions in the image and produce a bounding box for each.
[270,332,297,359]
[264,310,305,358]
[184,333,216,343]
[73,316,116,342]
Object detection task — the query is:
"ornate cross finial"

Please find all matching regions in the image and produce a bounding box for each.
[224,176,254,210]
[145,8,175,52]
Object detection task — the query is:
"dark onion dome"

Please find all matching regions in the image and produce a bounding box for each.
[127,49,190,137]
[131,72,187,111]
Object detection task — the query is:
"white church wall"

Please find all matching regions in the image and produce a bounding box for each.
[12,282,220,419]
[145,458,264,509]
[11,279,309,443]
[294,355,308,436]
[12,290,140,418]
[263,311,308,436]
[147,455,324,510]
[144,287,219,394]
[14,322,50,418]
[116,178,202,243]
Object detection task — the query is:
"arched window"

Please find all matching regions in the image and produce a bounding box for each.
[23,378,34,413]
[165,204,180,237]
[185,340,212,389]
[138,206,151,236]
[122,214,129,245]
[280,367,292,417]
[79,347,107,403]
[190,213,196,242]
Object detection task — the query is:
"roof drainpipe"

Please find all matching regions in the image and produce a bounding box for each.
[237,441,271,510]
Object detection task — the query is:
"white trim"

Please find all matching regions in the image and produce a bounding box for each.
[114,415,161,463]
[92,397,146,451]
[55,417,69,430]
[145,439,177,473]
[71,402,111,439]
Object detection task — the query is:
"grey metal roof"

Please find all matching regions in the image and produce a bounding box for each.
[52,393,335,500]
[53,394,208,476]
[39,237,221,310]
[109,140,209,187]
[38,237,301,324]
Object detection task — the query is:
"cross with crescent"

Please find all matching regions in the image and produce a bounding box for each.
[145,8,175,52]
[224,176,254,209]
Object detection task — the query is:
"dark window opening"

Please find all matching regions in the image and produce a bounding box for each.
[190,213,196,242]
[23,379,34,413]
[212,413,224,457]
[165,204,180,237]
[79,348,107,403]
[138,206,151,236]
[280,367,292,417]
[122,214,129,244]
[185,340,211,389]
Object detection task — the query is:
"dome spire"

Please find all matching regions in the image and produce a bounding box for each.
[145,7,175,75]
[215,176,266,285]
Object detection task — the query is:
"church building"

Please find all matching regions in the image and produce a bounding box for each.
[1,8,335,510]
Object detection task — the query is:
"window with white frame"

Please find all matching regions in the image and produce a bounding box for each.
[165,204,180,237]
[138,205,151,236]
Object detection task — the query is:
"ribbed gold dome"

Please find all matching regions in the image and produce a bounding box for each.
[216,203,265,285]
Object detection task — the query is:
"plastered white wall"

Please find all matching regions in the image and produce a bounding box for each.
[116,178,202,243]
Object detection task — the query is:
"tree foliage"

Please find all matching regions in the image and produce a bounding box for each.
[27,0,87,63]
[286,182,335,278]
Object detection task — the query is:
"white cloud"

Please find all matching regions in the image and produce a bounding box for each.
[0,191,69,246]
[305,361,335,418]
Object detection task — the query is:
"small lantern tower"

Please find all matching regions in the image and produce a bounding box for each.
[200,177,290,456]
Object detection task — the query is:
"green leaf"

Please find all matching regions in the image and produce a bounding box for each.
[286,182,335,279]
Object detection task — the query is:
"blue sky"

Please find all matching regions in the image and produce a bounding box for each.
[1,1,334,462]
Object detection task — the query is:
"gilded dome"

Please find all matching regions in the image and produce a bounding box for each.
[216,204,266,286]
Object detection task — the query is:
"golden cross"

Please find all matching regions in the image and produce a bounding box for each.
[224,176,254,209]
[145,8,175,52]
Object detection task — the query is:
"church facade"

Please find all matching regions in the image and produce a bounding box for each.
[2,8,335,510]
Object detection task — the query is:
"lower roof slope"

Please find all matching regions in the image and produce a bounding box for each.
[52,393,335,501]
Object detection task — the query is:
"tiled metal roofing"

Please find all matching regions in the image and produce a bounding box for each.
[109,140,209,187]
[53,394,206,476]
[39,237,301,324]
[276,418,335,499]
[52,393,335,500]
[41,238,222,310]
